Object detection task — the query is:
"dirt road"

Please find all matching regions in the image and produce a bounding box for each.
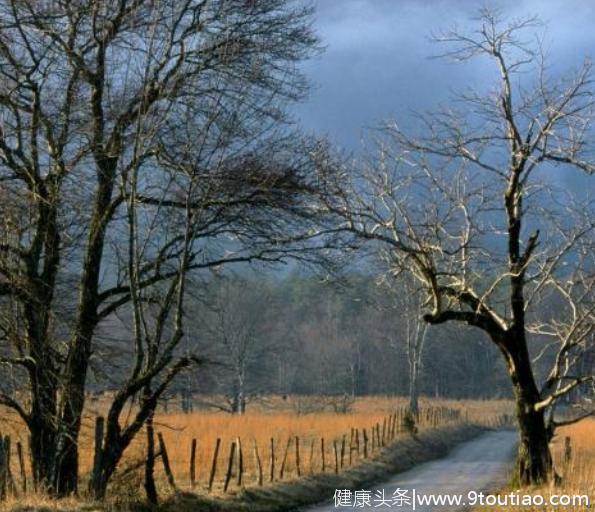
[303,429,517,511]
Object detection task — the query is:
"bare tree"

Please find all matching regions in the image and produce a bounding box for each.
[197,277,274,415]
[396,280,428,417]
[529,222,595,434]
[378,274,428,417]
[0,0,322,496]
[319,9,595,484]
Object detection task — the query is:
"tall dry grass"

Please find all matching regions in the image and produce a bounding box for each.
[475,418,595,512]
[94,396,511,496]
[0,395,512,504]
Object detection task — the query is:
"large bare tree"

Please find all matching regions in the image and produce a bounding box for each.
[319,9,595,485]
[0,0,324,496]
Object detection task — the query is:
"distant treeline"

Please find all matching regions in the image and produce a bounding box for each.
[92,272,523,410]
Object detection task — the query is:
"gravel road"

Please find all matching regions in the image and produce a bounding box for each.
[302,429,518,511]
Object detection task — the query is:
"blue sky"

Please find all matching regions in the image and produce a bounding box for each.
[295,0,595,151]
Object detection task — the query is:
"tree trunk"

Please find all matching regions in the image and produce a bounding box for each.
[29,410,57,491]
[89,383,169,500]
[515,405,552,485]
[53,365,87,496]
[26,311,59,490]
[503,334,553,485]
[53,432,79,496]
[144,409,158,505]
[408,361,419,417]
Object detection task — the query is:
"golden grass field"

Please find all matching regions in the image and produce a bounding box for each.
[2,395,593,512]
[126,396,512,495]
[0,395,512,505]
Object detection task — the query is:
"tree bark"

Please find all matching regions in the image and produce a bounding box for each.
[408,360,419,418]
[144,400,158,504]
[28,382,57,490]
[502,333,553,485]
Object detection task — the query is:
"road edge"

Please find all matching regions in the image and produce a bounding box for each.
[164,424,494,512]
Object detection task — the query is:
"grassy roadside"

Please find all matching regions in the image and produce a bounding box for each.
[473,419,595,512]
[157,424,488,512]
[2,424,488,512]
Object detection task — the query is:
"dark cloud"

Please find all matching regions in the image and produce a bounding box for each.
[296,0,595,152]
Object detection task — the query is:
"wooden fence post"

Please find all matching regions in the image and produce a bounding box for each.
[295,436,301,477]
[321,438,326,472]
[381,418,386,446]
[309,439,315,474]
[236,437,244,487]
[340,435,346,468]
[355,428,360,456]
[253,440,263,486]
[333,440,339,474]
[208,438,221,492]
[16,442,26,494]
[279,438,291,480]
[0,433,6,501]
[363,429,368,458]
[190,438,197,488]
[90,416,104,495]
[269,438,275,482]
[564,437,572,465]
[157,433,176,490]
[223,441,236,492]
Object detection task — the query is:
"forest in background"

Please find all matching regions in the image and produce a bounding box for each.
[89,271,584,410]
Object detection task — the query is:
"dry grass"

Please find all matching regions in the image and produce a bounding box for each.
[475,418,595,512]
[101,396,510,497]
[0,395,512,507]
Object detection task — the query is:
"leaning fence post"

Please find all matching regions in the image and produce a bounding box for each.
[208,438,221,492]
[279,437,291,480]
[340,435,346,468]
[387,415,392,440]
[309,439,315,474]
[223,441,236,492]
[157,433,176,490]
[236,437,244,487]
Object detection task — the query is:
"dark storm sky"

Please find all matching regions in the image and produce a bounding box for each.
[295,0,595,151]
